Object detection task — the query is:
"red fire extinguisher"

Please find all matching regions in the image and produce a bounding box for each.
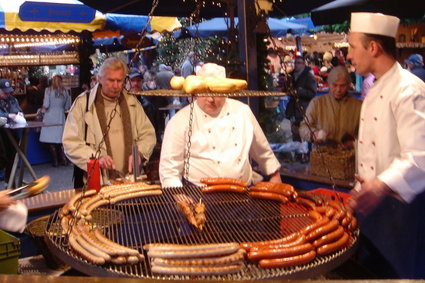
[87,155,100,192]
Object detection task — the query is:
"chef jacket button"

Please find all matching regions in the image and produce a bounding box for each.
[217,161,221,165]
[361,118,364,121]
[359,140,363,144]
[208,129,211,133]
[227,112,230,116]
[238,158,241,162]
[360,163,363,167]
[372,141,376,146]
[212,146,216,150]
[374,117,377,121]
[370,166,374,170]
[380,95,383,99]
[232,127,235,131]
[235,143,237,146]
[204,115,207,118]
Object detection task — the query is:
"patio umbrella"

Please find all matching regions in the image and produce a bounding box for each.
[173,17,308,38]
[0,0,105,33]
[311,0,425,25]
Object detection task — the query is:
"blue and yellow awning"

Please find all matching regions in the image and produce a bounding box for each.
[0,0,106,33]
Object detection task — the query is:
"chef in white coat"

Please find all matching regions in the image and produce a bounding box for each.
[347,12,425,278]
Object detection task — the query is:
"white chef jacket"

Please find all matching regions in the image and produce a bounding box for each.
[357,62,425,202]
[159,98,281,187]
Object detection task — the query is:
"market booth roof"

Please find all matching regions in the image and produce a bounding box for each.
[80,0,335,18]
[173,17,308,38]
[0,0,106,33]
[105,13,181,33]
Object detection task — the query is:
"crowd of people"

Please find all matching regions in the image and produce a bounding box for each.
[0,11,424,279]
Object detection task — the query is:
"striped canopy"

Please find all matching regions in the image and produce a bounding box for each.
[0,0,105,33]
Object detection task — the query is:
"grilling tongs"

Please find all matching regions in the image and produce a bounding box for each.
[7,175,50,200]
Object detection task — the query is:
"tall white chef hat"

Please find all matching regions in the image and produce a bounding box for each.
[350,12,400,38]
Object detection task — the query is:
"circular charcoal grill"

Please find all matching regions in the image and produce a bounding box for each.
[44,185,358,279]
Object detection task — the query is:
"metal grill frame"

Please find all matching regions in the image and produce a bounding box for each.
[44,186,359,279]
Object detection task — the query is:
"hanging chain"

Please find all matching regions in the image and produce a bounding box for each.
[128,0,160,69]
[64,96,121,245]
[183,95,195,184]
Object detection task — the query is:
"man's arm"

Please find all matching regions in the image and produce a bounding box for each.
[62,94,96,170]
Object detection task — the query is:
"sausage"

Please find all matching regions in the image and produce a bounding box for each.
[348,216,358,231]
[79,195,102,216]
[305,219,339,242]
[68,234,106,265]
[151,263,243,276]
[249,183,294,197]
[144,242,239,252]
[314,206,327,214]
[78,228,123,256]
[93,229,139,256]
[300,217,330,235]
[147,244,240,259]
[248,243,314,261]
[110,189,162,204]
[317,232,349,256]
[84,199,110,220]
[250,234,306,252]
[152,249,245,267]
[106,186,161,198]
[241,232,300,252]
[110,256,127,265]
[341,211,353,227]
[200,177,248,187]
[68,189,98,212]
[201,185,246,194]
[308,210,323,221]
[313,225,345,248]
[249,191,288,203]
[296,197,316,210]
[296,191,323,206]
[75,233,111,262]
[258,250,316,268]
[325,206,335,219]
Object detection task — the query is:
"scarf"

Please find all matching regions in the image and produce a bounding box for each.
[95,86,133,177]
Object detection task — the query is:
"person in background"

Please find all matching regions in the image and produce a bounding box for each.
[63,58,156,185]
[160,96,281,188]
[180,52,196,78]
[156,64,174,90]
[299,66,362,148]
[404,53,425,82]
[0,79,25,185]
[285,56,317,141]
[347,12,425,278]
[25,76,45,114]
[39,75,72,167]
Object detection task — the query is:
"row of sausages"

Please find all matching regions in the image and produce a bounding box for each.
[59,182,162,265]
[240,182,357,269]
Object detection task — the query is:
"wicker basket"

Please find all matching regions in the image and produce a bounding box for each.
[26,216,68,270]
[310,145,355,180]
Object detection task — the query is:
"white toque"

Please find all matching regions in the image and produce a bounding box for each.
[350,12,400,38]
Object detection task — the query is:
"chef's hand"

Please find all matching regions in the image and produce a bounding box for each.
[128,153,142,174]
[0,190,16,211]
[99,155,116,170]
[269,170,282,183]
[312,129,328,143]
[349,175,391,215]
